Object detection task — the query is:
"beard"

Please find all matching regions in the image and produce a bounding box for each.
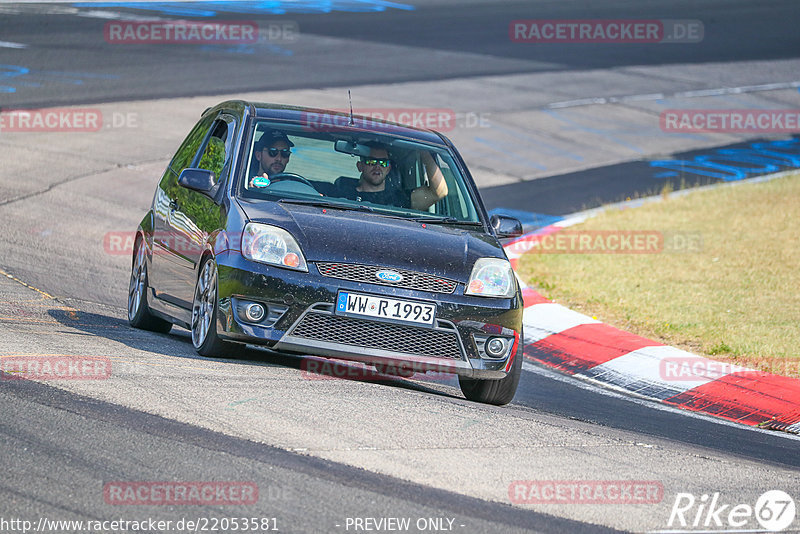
[364,171,386,186]
[266,161,286,176]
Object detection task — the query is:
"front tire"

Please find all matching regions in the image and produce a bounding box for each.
[128,238,172,334]
[192,257,236,358]
[458,334,523,405]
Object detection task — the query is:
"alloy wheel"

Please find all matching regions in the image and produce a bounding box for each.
[192,260,217,348]
[128,243,146,322]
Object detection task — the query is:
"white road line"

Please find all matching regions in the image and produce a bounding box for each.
[547,81,800,109]
[0,41,27,49]
[674,88,729,98]
[0,4,166,21]
[76,10,164,21]
[548,97,608,108]
[619,92,665,102]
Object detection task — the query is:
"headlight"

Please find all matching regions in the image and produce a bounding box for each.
[241,223,308,272]
[465,258,515,298]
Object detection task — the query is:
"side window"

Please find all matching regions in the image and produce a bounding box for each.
[197,118,233,185]
[438,159,463,217]
[169,113,217,177]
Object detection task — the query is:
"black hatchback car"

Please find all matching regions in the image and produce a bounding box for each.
[128,101,524,405]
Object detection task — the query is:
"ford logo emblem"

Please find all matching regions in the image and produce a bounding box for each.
[376,270,403,283]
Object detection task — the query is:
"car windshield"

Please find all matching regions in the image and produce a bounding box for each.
[237,119,481,223]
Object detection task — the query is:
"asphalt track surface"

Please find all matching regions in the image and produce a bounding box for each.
[1,370,604,534]
[2,0,799,106]
[1,1,800,533]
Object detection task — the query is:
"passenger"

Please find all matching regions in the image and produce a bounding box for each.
[336,142,448,210]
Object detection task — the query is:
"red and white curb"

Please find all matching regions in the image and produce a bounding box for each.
[504,216,800,434]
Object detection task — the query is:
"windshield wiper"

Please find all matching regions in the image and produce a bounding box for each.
[411,216,481,225]
[278,199,479,224]
[278,197,374,212]
[279,198,419,219]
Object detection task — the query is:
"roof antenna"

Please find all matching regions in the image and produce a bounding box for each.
[348,89,354,126]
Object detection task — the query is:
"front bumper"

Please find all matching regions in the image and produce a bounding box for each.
[214,254,523,379]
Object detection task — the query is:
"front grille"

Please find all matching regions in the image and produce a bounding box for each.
[315,262,458,294]
[290,312,463,360]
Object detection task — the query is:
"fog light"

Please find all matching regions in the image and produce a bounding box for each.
[485,337,507,358]
[244,302,266,322]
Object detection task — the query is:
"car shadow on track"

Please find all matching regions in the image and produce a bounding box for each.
[47,307,463,400]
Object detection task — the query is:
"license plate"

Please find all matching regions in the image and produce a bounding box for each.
[336,291,436,327]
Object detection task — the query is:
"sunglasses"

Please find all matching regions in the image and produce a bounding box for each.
[265,147,291,158]
[362,158,390,168]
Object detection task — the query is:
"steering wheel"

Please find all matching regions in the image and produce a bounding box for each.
[270,172,315,188]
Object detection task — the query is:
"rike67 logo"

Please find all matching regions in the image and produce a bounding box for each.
[666,490,796,532]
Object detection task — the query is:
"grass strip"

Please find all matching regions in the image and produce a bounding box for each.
[516,172,800,378]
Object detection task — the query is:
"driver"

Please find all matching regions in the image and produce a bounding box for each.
[249,130,294,188]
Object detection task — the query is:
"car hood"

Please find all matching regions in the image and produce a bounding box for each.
[238,200,505,281]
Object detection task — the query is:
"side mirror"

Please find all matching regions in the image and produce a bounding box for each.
[178,168,216,195]
[490,214,523,238]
